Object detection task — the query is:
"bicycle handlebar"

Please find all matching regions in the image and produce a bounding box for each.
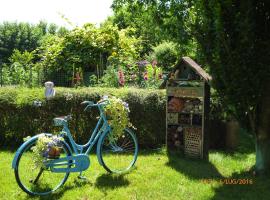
[81,100,109,111]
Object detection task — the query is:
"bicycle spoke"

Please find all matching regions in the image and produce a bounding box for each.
[100,129,138,173]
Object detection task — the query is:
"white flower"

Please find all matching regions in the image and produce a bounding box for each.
[65,92,73,101]
[102,95,109,100]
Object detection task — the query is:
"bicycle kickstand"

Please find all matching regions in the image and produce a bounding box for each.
[78,171,88,180]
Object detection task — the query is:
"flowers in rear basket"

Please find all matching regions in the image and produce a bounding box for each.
[31,135,64,168]
[101,96,132,138]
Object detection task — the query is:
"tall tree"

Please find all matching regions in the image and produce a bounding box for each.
[196,0,270,173]
[112,0,198,57]
[124,0,270,173]
[0,21,68,63]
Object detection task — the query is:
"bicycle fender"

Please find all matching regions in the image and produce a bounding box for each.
[12,133,72,169]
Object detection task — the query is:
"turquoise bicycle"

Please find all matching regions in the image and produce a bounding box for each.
[12,100,138,196]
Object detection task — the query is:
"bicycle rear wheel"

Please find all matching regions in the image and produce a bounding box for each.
[98,128,138,173]
[14,138,71,196]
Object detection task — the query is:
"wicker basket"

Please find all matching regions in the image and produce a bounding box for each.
[48,147,61,159]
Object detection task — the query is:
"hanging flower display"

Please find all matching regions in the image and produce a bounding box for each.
[101,96,133,138]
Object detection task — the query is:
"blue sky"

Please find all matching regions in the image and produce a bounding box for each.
[0,0,113,27]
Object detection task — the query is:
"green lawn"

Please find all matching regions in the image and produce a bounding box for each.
[1,133,270,200]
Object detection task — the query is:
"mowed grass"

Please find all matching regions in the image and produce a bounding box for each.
[1,133,270,200]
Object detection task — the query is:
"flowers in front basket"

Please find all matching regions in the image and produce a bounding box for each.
[101,96,132,138]
[31,135,64,168]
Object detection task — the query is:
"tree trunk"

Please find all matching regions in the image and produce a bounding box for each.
[255,83,270,173]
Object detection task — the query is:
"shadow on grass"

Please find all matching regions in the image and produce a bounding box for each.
[166,151,224,180]
[95,173,130,189]
[23,173,130,200]
[210,131,270,200]
[166,129,262,200]
[23,178,91,200]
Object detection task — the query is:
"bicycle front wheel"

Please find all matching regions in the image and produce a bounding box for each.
[99,128,138,173]
[14,138,71,196]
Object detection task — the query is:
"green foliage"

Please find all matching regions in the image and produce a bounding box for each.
[35,23,142,86]
[193,0,270,131]
[150,41,178,72]
[89,74,98,86]
[2,50,39,86]
[35,34,67,86]
[0,21,69,87]
[0,87,166,148]
[0,21,142,88]
[124,0,270,171]
[112,0,164,55]
[111,0,197,56]
[107,28,142,67]
[99,66,119,87]
[61,24,118,71]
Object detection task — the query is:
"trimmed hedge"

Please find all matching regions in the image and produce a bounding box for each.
[0,87,166,148]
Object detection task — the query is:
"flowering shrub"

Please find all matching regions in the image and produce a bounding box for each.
[30,135,64,168]
[139,64,163,88]
[98,58,163,89]
[102,96,132,138]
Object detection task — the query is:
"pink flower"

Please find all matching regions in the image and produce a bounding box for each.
[152,60,157,67]
[118,70,125,86]
[143,72,148,80]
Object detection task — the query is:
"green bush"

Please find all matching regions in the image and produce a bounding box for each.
[99,66,119,87]
[0,87,166,148]
[150,41,178,72]
[2,50,40,87]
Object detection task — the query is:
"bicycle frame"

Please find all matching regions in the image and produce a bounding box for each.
[63,104,111,156]
[12,102,111,170]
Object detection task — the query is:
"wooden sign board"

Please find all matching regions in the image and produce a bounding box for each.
[167,87,204,98]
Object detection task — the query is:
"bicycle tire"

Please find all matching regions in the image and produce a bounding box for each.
[14,136,72,196]
[98,128,138,173]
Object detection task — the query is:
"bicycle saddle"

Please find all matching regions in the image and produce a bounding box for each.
[53,115,72,126]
